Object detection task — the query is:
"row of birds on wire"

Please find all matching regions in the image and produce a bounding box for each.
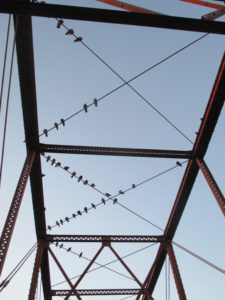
[42,153,183,231]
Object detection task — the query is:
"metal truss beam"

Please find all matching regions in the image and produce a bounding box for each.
[142,53,225,299]
[52,288,141,296]
[0,152,35,276]
[47,235,163,243]
[1,2,225,34]
[14,13,51,299]
[40,143,192,159]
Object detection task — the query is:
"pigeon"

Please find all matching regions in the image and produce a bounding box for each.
[65,217,69,222]
[60,244,63,248]
[55,162,61,167]
[78,175,83,182]
[132,184,136,188]
[91,203,96,209]
[43,129,48,137]
[54,122,59,130]
[83,104,88,113]
[60,219,64,225]
[71,172,76,178]
[64,166,69,171]
[90,183,95,188]
[51,158,56,166]
[119,190,124,195]
[83,180,88,185]
[46,155,51,162]
[176,161,182,167]
[113,198,118,204]
[79,252,83,258]
[60,118,65,126]
[65,29,74,35]
[56,221,60,227]
[77,210,82,216]
[105,193,111,197]
[56,19,64,29]
[101,198,106,205]
[94,98,98,107]
[47,225,51,231]
[84,207,88,213]
[74,36,82,43]
[72,213,76,218]
[67,247,72,252]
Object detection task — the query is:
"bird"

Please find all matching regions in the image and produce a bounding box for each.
[90,183,95,188]
[79,252,83,258]
[55,162,61,167]
[65,217,69,222]
[132,184,136,189]
[51,158,56,165]
[93,98,98,107]
[60,244,63,248]
[71,171,76,178]
[55,241,59,247]
[77,210,82,216]
[119,190,124,195]
[47,225,51,231]
[101,198,106,205]
[64,166,69,171]
[74,36,82,43]
[60,219,64,225]
[60,118,65,126]
[41,174,45,177]
[72,213,76,218]
[91,203,96,209]
[54,122,59,130]
[176,161,182,167]
[56,221,60,226]
[46,155,51,162]
[83,180,88,185]
[84,207,88,213]
[56,19,64,29]
[113,198,118,204]
[67,247,72,252]
[43,129,48,137]
[83,104,88,113]
[65,29,74,35]
[78,175,83,182]
[105,193,111,197]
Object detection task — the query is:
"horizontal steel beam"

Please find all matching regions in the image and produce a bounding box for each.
[39,143,192,159]
[52,288,141,296]
[47,235,163,243]
[1,2,225,34]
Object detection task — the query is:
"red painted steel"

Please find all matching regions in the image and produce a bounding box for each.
[196,158,225,216]
[167,243,187,300]
[0,152,35,276]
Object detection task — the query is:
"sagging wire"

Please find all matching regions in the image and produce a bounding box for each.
[0,242,38,292]
[42,152,186,231]
[39,18,209,143]
[51,242,157,288]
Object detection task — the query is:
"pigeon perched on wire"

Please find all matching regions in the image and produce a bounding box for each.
[74,36,83,43]
[65,29,74,35]
[46,155,51,162]
[94,98,98,107]
[101,198,106,205]
[91,203,96,209]
[56,19,64,29]
[71,172,76,178]
[60,118,65,126]
[43,129,48,137]
[54,122,59,130]
[176,161,182,167]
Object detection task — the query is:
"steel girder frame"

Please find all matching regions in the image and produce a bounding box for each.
[1,1,224,299]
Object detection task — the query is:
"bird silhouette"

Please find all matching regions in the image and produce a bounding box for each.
[84,207,88,213]
[64,166,69,171]
[77,210,82,216]
[91,203,96,209]
[113,198,118,204]
[101,198,106,205]
[94,98,98,107]
[60,118,65,126]
[83,180,88,185]
[132,184,136,188]
[78,175,83,182]
[46,155,51,162]
[176,161,182,167]
[79,252,83,258]
[83,104,88,113]
[56,221,60,226]
[43,129,48,137]
[67,247,72,252]
[90,183,95,188]
[105,193,111,197]
[60,219,64,225]
[47,225,51,231]
[65,29,74,35]
[119,190,124,195]
[65,217,69,222]
[72,213,76,218]
[55,241,59,247]
[55,162,61,167]
[71,172,76,178]
[60,244,63,248]
[54,122,59,130]
[51,158,56,165]
[56,19,64,29]
[74,36,82,43]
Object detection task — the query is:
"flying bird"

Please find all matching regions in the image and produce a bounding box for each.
[176,161,182,167]
[43,129,48,137]
[56,19,64,29]
[74,36,83,43]
[65,29,74,35]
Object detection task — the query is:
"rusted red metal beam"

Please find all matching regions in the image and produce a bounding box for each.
[0,152,35,276]
[167,243,187,300]
[196,158,225,216]
[142,53,225,298]
[40,143,192,159]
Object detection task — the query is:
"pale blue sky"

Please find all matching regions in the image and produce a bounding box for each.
[0,1,224,299]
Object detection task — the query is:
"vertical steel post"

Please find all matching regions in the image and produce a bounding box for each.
[167,243,187,300]
[28,241,45,300]
[196,158,225,216]
[0,152,35,276]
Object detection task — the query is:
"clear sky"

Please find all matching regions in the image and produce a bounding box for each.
[0,1,224,299]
